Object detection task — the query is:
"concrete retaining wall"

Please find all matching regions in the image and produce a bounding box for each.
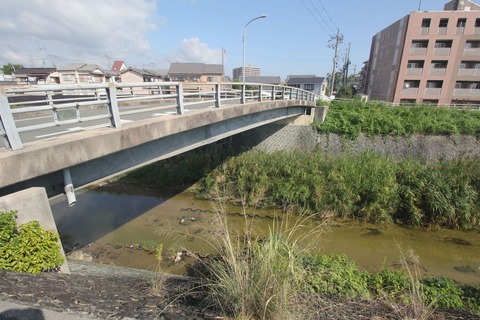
[0,187,69,273]
[238,124,480,161]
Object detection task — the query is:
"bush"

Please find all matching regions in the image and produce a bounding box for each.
[303,253,370,298]
[0,210,64,273]
[422,277,464,309]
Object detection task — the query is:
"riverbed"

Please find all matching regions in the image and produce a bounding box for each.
[51,184,480,285]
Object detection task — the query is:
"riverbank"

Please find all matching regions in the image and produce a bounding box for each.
[1,260,479,320]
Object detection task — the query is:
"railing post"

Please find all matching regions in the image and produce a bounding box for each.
[241,83,246,104]
[106,82,122,128]
[271,86,275,101]
[176,83,185,114]
[0,87,22,150]
[259,84,263,102]
[215,83,221,108]
[281,86,286,100]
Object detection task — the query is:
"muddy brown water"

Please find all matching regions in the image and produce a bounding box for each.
[51,185,480,285]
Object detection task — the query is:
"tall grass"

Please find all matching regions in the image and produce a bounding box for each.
[196,150,480,230]
[178,201,326,320]
[315,100,480,139]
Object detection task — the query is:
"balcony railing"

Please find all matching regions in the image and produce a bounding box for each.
[438,27,447,35]
[406,68,423,75]
[410,47,427,55]
[475,27,480,35]
[453,88,480,96]
[456,27,465,35]
[429,68,446,76]
[425,88,442,95]
[464,48,480,56]
[402,87,419,95]
[434,48,451,55]
[421,27,429,35]
[458,69,480,76]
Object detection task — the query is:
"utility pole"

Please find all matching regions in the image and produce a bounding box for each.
[344,42,351,85]
[418,0,422,11]
[328,28,343,97]
[39,46,46,67]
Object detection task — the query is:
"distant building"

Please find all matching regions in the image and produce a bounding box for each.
[120,67,167,83]
[286,75,328,99]
[168,63,223,82]
[233,65,261,80]
[56,63,108,84]
[14,67,57,85]
[365,0,480,106]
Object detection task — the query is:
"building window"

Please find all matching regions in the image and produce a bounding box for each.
[207,77,216,82]
[304,84,314,90]
[422,99,439,105]
[476,18,480,27]
[426,80,443,88]
[400,99,416,105]
[404,80,420,88]
[457,18,467,28]
[407,60,424,68]
[465,40,480,48]
[431,60,448,68]
[411,40,428,48]
[439,18,449,28]
[435,40,452,48]
[421,18,431,34]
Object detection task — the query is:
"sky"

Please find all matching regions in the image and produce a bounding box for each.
[0,0,448,80]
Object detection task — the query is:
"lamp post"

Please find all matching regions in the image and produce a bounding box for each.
[242,14,267,103]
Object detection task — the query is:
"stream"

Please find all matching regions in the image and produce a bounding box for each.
[50,184,480,285]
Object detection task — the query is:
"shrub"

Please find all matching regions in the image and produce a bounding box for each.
[303,253,370,298]
[0,210,64,274]
[422,277,464,309]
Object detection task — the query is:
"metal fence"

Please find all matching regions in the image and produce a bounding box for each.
[0,81,316,151]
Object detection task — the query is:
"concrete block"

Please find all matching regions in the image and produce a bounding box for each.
[0,187,70,273]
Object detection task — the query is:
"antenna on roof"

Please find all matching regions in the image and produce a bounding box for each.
[104,49,112,69]
[38,46,47,67]
[418,0,422,10]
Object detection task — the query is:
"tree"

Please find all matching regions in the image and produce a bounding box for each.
[325,71,343,96]
[1,63,23,75]
[336,84,357,99]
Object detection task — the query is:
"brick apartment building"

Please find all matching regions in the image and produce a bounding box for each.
[365,0,480,106]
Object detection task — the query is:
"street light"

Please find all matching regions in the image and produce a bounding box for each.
[242,14,267,85]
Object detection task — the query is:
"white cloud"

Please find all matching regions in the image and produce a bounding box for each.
[0,0,159,68]
[169,38,222,64]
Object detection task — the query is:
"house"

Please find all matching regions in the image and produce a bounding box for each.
[120,67,167,83]
[56,63,107,84]
[111,61,127,72]
[168,63,223,83]
[286,75,327,99]
[365,0,480,106]
[14,67,57,85]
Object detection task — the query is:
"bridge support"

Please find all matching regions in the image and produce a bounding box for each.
[0,87,23,150]
[63,168,76,207]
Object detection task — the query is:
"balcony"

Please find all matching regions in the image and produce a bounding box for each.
[458,69,480,76]
[425,88,442,95]
[475,27,480,35]
[456,27,465,35]
[406,68,423,75]
[429,68,446,76]
[464,48,480,56]
[438,27,447,35]
[402,87,419,95]
[421,27,429,35]
[453,88,480,96]
[434,48,451,55]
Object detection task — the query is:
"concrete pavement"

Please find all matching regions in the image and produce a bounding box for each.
[0,300,100,320]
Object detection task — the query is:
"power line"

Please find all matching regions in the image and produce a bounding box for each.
[300,0,333,37]
[307,0,336,34]
[316,0,338,30]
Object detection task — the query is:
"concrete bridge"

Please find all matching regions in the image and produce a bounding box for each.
[0,81,320,205]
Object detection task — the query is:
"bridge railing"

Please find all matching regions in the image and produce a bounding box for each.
[0,81,316,151]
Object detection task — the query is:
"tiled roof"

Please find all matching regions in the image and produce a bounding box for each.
[168,63,223,75]
[14,68,56,75]
[111,61,126,71]
[287,76,325,85]
[245,76,281,84]
[57,63,87,71]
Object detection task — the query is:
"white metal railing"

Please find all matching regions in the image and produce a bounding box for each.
[0,81,316,150]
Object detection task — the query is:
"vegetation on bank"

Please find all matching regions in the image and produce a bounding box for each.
[195,150,480,230]
[178,212,480,319]
[315,100,480,139]
[0,210,64,273]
